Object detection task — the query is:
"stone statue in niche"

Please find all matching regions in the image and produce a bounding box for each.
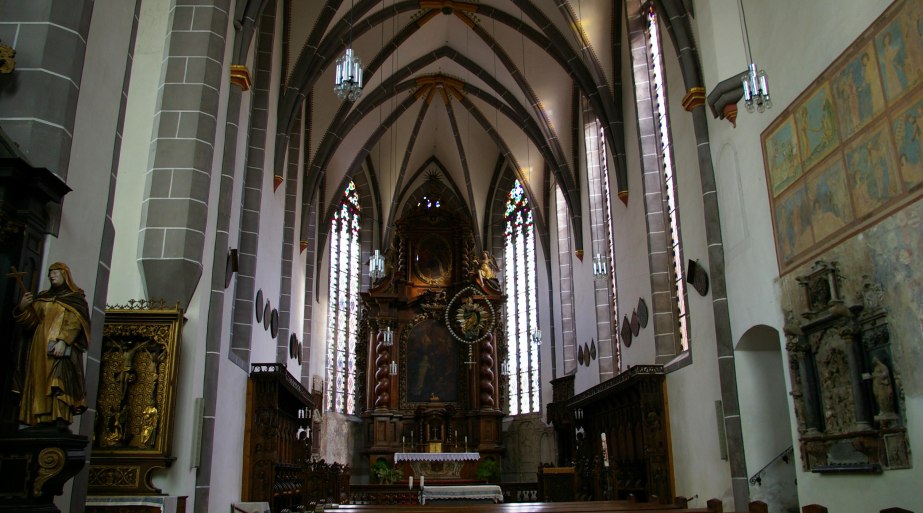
[785,260,910,472]
[870,356,897,422]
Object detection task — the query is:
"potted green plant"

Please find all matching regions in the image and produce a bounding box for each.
[371,459,403,485]
[475,457,500,483]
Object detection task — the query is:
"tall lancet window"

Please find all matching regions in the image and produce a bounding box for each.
[648,6,690,350]
[584,103,620,377]
[326,181,360,414]
[504,179,539,415]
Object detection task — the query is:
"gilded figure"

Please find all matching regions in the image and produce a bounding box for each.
[13,262,90,428]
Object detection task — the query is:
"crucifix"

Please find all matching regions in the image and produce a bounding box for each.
[6,266,29,297]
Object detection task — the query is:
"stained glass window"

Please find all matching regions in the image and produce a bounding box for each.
[504,180,539,415]
[326,181,360,414]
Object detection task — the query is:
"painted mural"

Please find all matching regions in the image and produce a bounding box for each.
[763,0,923,273]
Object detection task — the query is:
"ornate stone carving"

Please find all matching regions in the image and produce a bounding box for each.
[786,261,910,472]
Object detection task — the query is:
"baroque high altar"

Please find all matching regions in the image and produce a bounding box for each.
[359,201,506,480]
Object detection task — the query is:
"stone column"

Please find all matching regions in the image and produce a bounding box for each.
[137,0,231,307]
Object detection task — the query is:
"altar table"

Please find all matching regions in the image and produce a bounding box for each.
[420,484,504,504]
[395,452,480,479]
[394,452,480,463]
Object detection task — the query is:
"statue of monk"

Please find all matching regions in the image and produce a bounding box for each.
[13,262,90,428]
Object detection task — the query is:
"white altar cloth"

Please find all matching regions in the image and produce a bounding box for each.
[394,451,480,463]
[421,485,504,504]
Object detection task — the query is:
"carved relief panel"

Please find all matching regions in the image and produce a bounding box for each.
[786,261,910,473]
[88,300,184,495]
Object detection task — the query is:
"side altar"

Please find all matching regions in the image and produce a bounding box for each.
[358,196,506,481]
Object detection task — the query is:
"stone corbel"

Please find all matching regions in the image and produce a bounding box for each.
[705,73,746,127]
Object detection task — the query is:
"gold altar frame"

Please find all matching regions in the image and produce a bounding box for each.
[88,300,184,495]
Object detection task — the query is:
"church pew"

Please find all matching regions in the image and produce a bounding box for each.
[321,499,719,512]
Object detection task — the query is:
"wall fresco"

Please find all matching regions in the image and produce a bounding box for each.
[763,0,923,273]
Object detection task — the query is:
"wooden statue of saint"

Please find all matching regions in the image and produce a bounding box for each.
[12,262,90,429]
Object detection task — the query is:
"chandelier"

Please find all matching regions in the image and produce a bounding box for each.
[334,47,363,101]
[592,252,608,278]
[370,249,385,280]
[737,0,771,113]
[741,63,771,113]
[334,1,362,101]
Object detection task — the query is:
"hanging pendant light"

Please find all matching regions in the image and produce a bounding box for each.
[334,1,363,101]
[370,249,385,280]
[737,0,771,113]
[592,252,607,278]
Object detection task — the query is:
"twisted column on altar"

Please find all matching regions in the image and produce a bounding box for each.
[374,330,391,408]
[479,333,495,407]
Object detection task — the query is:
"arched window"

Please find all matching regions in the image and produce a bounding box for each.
[326,181,361,414]
[584,102,620,378]
[504,179,539,415]
[648,5,690,351]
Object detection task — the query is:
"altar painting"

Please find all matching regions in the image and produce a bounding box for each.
[405,319,458,404]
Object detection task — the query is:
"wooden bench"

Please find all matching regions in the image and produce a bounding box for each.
[318,499,720,513]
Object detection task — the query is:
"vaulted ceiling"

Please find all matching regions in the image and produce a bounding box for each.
[279,0,628,250]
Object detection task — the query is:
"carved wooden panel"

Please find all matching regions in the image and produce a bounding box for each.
[570,366,671,502]
[89,300,184,495]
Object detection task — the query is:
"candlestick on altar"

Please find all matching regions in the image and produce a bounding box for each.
[408,476,413,489]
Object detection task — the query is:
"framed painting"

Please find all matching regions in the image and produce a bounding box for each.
[806,157,853,242]
[891,91,923,188]
[795,83,840,170]
[413,233,452,286]
[773,183,814,265]
[831,42,885,139]
[874,7,923,103]
[403,318,459,404]
[844,120,901,219]
[764,115,802,197]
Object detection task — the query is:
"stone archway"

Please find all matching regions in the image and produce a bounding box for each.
[736,325,798,512]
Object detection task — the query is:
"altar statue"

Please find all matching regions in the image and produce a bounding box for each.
[475,250,500,289]
[13,262,90,428]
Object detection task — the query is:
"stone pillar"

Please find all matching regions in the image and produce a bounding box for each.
[0,0,93,178]
[137,0,231,307]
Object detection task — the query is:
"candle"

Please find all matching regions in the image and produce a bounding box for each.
[420,475,425,488]
[408,476,413,489]
[402,435,405,444]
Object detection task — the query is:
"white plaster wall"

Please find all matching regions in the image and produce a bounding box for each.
[103,0,257,510]
[656,3,733,503]
[693,0,922,510]
[108,0,170,304]
[52,0,138,509]
[51,0,132,298]
[735,333,792,476]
